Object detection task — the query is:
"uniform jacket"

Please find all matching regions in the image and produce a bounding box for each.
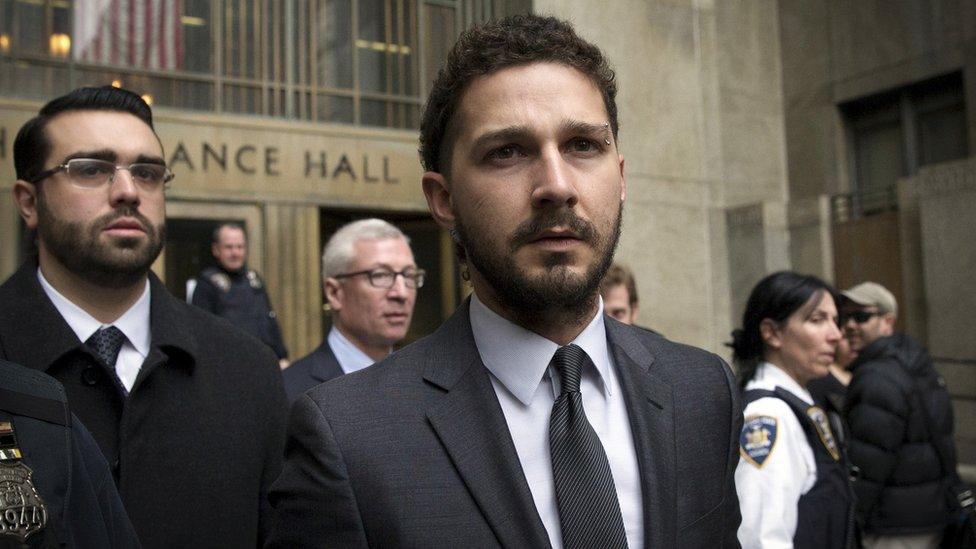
[282,341,343,402]
[845,333,955,535]
[267,300,743,548]
[192,266,288,359]
[0,262,289,548]
[0,359,139,548]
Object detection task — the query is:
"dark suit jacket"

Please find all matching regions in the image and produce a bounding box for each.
[0,359,140,548]
[282,341,344,402]
[0,262,289,549]
[267,300,743,548]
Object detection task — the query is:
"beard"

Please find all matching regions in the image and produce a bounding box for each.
[36,198,165,288]
[454,204,622,324]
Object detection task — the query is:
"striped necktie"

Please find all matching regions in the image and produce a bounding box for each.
[548,344,628,548]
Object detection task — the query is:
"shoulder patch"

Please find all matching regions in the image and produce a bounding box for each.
[806,406,840,461]
[246,270,263,289]
[208,272,232,292]
[740,415,778,468]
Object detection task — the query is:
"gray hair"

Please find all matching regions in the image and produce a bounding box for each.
[321,218,410,279]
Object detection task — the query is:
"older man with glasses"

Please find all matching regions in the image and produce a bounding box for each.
[0,86,288,548]
[841,282,961,549]
[282,218,421,402]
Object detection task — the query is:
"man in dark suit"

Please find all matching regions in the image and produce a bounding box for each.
[283,218,421,401]
[268,15,742,548]
[2,86,288,548]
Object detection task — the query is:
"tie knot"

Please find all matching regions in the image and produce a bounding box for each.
[552,344,587,395]
[86,326,126,367]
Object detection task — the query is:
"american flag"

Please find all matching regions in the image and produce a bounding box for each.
[73,0,184,70]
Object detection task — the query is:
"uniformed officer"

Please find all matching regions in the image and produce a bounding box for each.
[191,223,289,366]
[0,359,139,548]
[730,271,856,549]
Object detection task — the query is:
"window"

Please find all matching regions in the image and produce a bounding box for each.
[840,72,968,217]
[0,0,510,128]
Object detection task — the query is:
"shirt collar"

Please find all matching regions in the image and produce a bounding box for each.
[328,326,378,375]
[755,361,814,405]
[468,292,614,406]
[37,268,152,358]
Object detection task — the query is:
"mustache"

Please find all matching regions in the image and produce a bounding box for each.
[93,206,155,234]
[510,210,597,248]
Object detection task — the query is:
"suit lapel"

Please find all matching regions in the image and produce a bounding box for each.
[606,320,677,548]
[310,343,343,382]
[424,302,551,548]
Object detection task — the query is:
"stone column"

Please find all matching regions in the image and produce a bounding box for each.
[264,203,323,361]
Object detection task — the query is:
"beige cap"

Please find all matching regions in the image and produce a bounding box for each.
[842,282,897,316]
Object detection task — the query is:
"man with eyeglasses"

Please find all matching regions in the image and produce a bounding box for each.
[841,281,959,549]
[282,218,420,402]
[0,86,288,548]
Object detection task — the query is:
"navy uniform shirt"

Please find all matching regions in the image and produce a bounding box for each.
[191,266,288,359]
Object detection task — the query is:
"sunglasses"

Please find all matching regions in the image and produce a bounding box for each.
[841,310,883,324]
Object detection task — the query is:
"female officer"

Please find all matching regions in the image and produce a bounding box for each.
[732,271,854,548]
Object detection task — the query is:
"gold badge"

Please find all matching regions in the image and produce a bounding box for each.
[806,406,840,461]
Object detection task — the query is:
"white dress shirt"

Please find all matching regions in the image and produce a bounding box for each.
[736,362,818,549]
[469,293,644,549]
[38,269,151,392]
[328,326,377,375]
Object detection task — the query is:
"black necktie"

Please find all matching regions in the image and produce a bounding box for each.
[548,344,628,549]
[86,326,128,395]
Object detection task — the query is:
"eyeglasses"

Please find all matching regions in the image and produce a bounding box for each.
[333,268,425,289]
[841,310,882,324]
[30,158,174,191]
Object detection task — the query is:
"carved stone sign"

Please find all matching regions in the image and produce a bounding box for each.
[0,103,428,211]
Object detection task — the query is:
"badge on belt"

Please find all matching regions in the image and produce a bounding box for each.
[0,420,47,542]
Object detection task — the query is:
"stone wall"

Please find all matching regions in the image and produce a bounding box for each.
[532,0,790,354]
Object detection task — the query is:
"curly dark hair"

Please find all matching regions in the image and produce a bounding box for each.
[419,14,618,174]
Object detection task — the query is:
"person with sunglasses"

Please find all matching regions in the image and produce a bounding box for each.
[282,218,421,402]
[841,282,958,549]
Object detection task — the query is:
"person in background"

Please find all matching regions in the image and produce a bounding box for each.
[807,304,855,446]
[282,218,421,402]
[842,281,957,549]
[599,262,639,325]
[732,271,855,548]
[2,86,287,548]
[191,222,289,368]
